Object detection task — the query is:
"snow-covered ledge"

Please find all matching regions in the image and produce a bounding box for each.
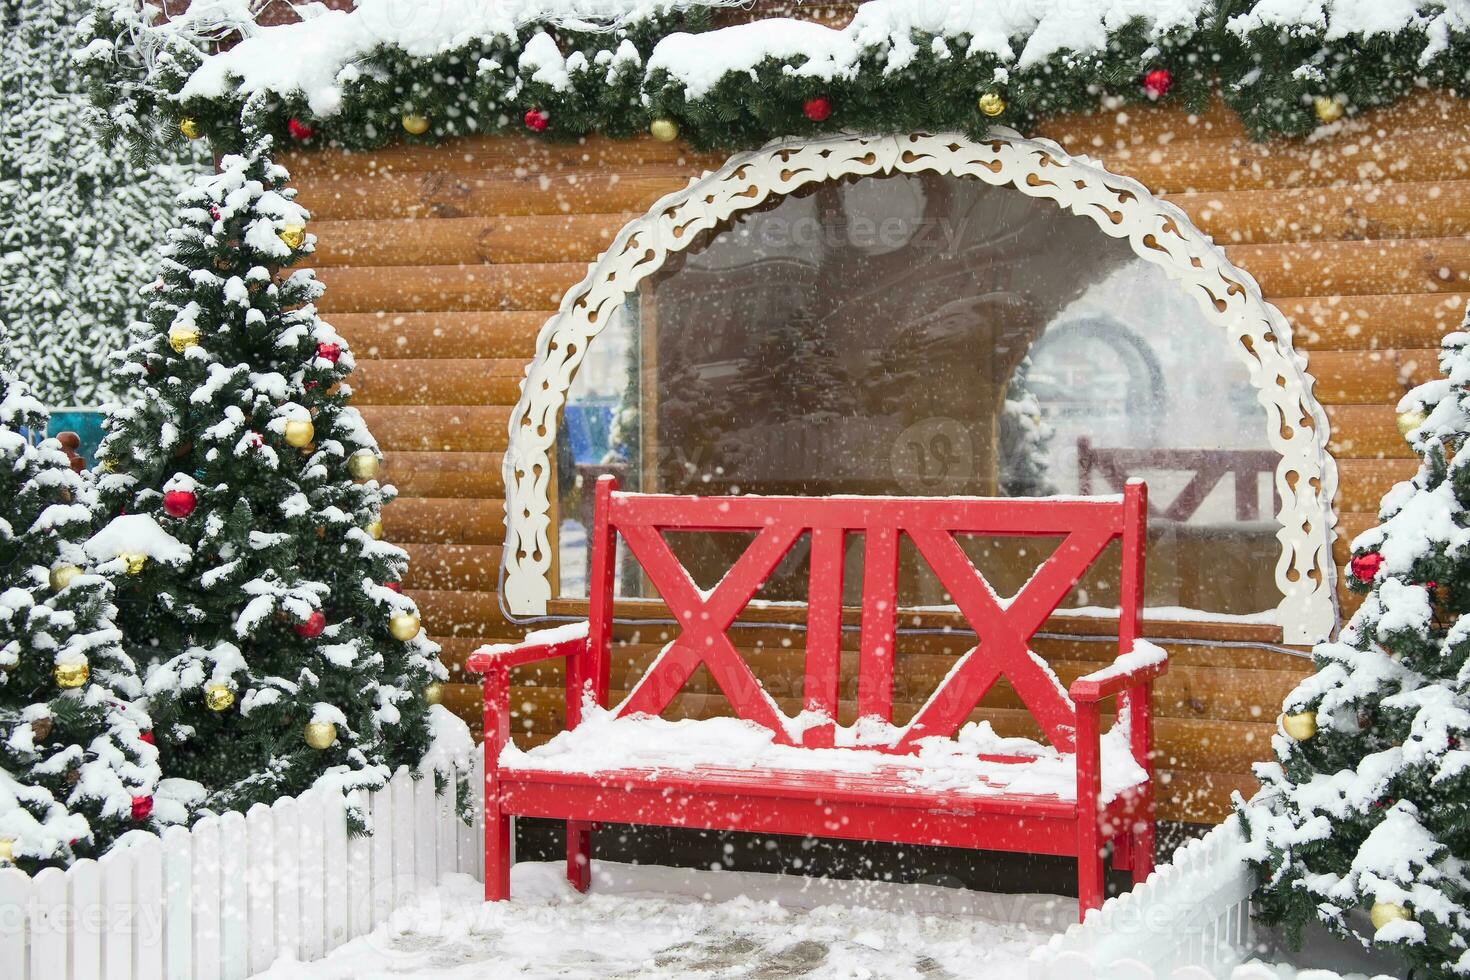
[499,130,1340,644]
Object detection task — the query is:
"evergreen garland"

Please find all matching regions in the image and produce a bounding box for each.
[78,0,1470,160]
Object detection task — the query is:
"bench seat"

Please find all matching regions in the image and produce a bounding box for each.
[498,710,1153,855]
[496,766,1151,856]
[501,710,1150,806]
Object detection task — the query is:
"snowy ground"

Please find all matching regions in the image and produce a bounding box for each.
[253,861,1075,979]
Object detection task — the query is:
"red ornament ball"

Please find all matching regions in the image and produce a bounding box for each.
[139,731,155,746]
[1350,551,1384,582]
[1143,69,1174,98]
[287,117,315,141]
[524,108,549,132]
[209,205,221,222]
[162,489,197,519]
[295,610,327,638]
[316,342,342,363]
[131,795,153,821]
[803,96,833,122]
[383,581,402,593]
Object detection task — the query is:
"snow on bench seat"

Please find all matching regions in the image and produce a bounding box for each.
[501,704,1148,806]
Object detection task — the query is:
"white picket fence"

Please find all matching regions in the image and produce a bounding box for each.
[1029,816,1258,979]
[1033,812,1401,979]
[0,763,484,980]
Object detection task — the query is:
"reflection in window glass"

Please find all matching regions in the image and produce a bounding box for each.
[557,173,1277,617]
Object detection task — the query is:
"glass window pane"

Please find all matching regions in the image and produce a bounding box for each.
[558,172,1276,618]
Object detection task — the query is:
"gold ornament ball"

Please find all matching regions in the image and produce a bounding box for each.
[304,721,338,750]
[0,839,12,864]
[122,553,147,576]
[168,324,201,354]
[424,682,443,706]
[388,611,421,641]
[366,518,383,540]
[649,118,679,143]
[205,683,235,712]
[54,661,90,689]
[402,113,430,135]
[978,92,1007,117]
[180,117,203,140]
[347,451,380,480]
[1314,97,1344,123]
[284,419,315,448]
[1370,901,1412,931]
[1396,407,1429,438]
[1282,710,1317,740]
[49,565,82,591]
[279,224,307,250]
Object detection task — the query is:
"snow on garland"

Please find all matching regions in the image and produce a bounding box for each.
[79,0,1470,156]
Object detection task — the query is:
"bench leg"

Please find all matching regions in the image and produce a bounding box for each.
[1077,820,1105,920]
[1131,819,1155,885]
[1111,831,1132,873]
[567,820,592,893]
[486,802,512,902]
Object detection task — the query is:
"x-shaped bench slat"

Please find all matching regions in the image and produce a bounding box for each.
[615,521,802,739]
[900,527,1116,751]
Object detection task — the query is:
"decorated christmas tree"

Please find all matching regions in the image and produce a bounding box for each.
[1242,305,1470,979]
[93,136,465,825]
[0,357,169,872]
[0,0,194,402]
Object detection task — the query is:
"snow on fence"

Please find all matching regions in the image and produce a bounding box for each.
[1029,816,1256,980]
[0,762,483,980]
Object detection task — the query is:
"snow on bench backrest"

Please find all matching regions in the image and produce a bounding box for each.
[584,476,1148,754]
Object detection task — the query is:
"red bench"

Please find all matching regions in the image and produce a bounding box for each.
[468,477,1165,919]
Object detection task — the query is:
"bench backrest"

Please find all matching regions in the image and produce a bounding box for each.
[583,477,1147,754]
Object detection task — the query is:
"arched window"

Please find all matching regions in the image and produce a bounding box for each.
[506,134,1337,642]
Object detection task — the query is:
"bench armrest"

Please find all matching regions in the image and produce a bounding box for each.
[466,623,590,674]
[1068,639,1168,704]
[470,623,598,768]
[1072,639,1165,853]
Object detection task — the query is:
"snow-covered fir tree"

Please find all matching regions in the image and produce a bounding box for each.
[0,0,195,403]
[0,354,169,872]
[1242,304,1470,979]
[93,137,466,825]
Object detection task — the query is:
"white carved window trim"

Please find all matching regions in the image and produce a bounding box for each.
[500,131,1340,644]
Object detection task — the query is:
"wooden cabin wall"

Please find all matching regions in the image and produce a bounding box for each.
[284,90,1470,825]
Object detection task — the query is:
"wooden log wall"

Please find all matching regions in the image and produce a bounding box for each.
[284,90,1470,825]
